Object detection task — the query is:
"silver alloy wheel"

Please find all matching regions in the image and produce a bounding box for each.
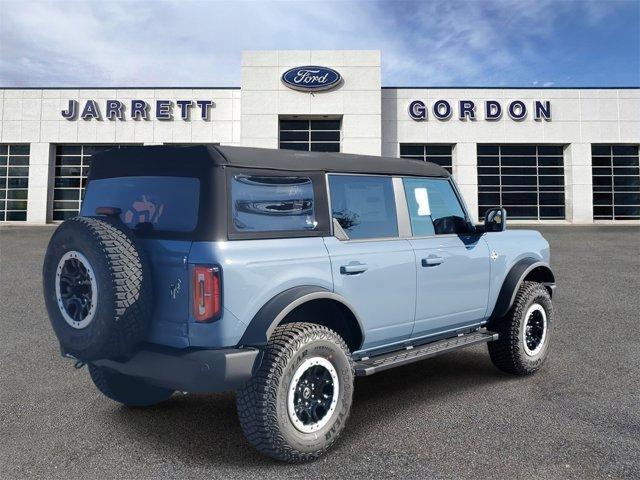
[55,250,98,329]
[522,303,547,357]
[287,357,340,434]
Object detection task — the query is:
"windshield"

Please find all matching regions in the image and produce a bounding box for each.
[81,176,200,233]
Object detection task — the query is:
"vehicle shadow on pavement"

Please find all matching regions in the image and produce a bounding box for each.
[107,347,506,467]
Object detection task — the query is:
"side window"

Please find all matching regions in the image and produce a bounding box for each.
[329,175,398,239]
[403,178,469,235]
[231,175,318,232]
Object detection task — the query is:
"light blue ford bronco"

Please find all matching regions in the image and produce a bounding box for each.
[43,145,555,462]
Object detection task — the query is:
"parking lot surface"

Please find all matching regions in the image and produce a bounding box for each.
[1,225,639,479]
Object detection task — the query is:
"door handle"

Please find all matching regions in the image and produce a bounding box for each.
[340,263,368,275]
[421,256,444,267]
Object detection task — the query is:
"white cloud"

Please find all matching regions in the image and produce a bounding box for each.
[0,0,630,87]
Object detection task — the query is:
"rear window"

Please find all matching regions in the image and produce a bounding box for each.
[231,175,318,232]
[81,176,200,233]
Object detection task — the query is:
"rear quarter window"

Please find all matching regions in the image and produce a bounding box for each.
[81,176,200,233]
[231,175,318,232]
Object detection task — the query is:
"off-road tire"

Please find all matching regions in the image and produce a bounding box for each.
[236,322,354,462]
[42,216,152,361]
[488,281,553,375]
[88,364,173,407]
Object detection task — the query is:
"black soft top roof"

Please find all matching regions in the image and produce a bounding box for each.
[88,145,449,179]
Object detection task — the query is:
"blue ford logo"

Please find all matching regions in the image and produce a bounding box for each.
[281,66,342,92]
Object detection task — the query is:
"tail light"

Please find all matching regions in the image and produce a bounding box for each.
[192,265,221,322]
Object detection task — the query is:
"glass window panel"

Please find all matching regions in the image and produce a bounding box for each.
[329,175,398,239]
[537,145,564,156]
[0,145,7,155]
[7,178,28,189]
[593,176,613,187]
[505,206,538,218]
[56,166,81,177]
[502,192,537,205]
[0,190,5,199]
[613,167,640,176]
[500,145,537,156]
[7,167,29,177]
[8,157,29,166]
[539,175,565,186]
[612,157,639,167]
[311,131,340,142]
[502,175,537,186]
[479,192,500,205]
[57,145,82,155]
[6,200,27,210]
[310,120,340,130]
[54,189,81,200]
[539,206,565,218]
[614,176,640,187]
[478,175,500,186]
[5,211,26,221]
[478,167,499,175]
[0,155,7,166]
[592,156,612,167]
[6,189,28,200]
[591,145,611,156]
[53,210,78,221]
[614,205,640,217]
[424,145,452,156]
[478,156,499,166]
[592,167,612,176]
[539,167,565,176]
[593,192,612,205]
[501,167,536,176]
[400,145,424,156]
[477,145,499,155]
[53,200,80,210]
[614,192,640,205]
[501,156,537,167]
[279,131,309,142]
[403,178,468,235]
[55,177,81,188]
[279,119,309,130]
[9,145,29,155]
[311,143,340,152]
[612,145,638,156]
[539,192,565,205]
[538,156,564,167]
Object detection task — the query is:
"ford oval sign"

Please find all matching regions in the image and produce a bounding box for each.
[281,66,342,92]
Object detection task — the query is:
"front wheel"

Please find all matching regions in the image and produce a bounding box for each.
[488,281,554,375]
[236,323,354,462]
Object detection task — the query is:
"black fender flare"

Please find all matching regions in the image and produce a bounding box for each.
[489,258,556,321]
[238,285,365,348]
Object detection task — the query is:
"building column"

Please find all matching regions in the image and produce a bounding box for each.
[565,143,593,224]
[453,142,479,223]
[26,143,55,224]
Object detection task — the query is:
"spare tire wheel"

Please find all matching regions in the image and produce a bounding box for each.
[42,216,152,361]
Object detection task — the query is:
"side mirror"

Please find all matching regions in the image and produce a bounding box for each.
[484,208,507,232]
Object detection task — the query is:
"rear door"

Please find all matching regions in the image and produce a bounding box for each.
[402,177,490,339]
[80,175,200,346]
[324,174,416,350]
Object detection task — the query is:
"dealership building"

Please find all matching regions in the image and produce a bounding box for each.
[0,50,638,225]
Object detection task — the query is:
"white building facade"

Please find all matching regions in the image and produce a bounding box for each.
[1,50,638,224]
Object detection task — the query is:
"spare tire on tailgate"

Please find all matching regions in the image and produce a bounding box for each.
[42,216,152,361]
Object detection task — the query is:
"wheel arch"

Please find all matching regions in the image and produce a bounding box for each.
[490,258,555,321]
[238,286,365,352]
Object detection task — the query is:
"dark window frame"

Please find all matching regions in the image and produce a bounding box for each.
[226,167,331,240]
[591,144,640,220]
[400,144,453,173]
[279,119,341,153]
[477,144,566,220]
[0,144,30,222]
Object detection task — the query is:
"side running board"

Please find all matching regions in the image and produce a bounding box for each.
[354,330,499,376]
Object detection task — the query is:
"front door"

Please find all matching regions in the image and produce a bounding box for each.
[324,174,416,351]
[402,177,490,339]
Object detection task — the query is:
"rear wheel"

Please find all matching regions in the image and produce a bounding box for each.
[236,323,354,462]
[88,364,173,407]
[488,281,554,375]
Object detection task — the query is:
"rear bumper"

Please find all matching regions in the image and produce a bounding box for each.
[92,345,260,393]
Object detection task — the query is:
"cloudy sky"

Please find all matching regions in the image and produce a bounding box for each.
[0,0,638,87]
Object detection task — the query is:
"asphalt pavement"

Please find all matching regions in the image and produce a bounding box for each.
[1,225,639,479]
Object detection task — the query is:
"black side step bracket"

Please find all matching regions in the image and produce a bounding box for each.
[354,330,498,376]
